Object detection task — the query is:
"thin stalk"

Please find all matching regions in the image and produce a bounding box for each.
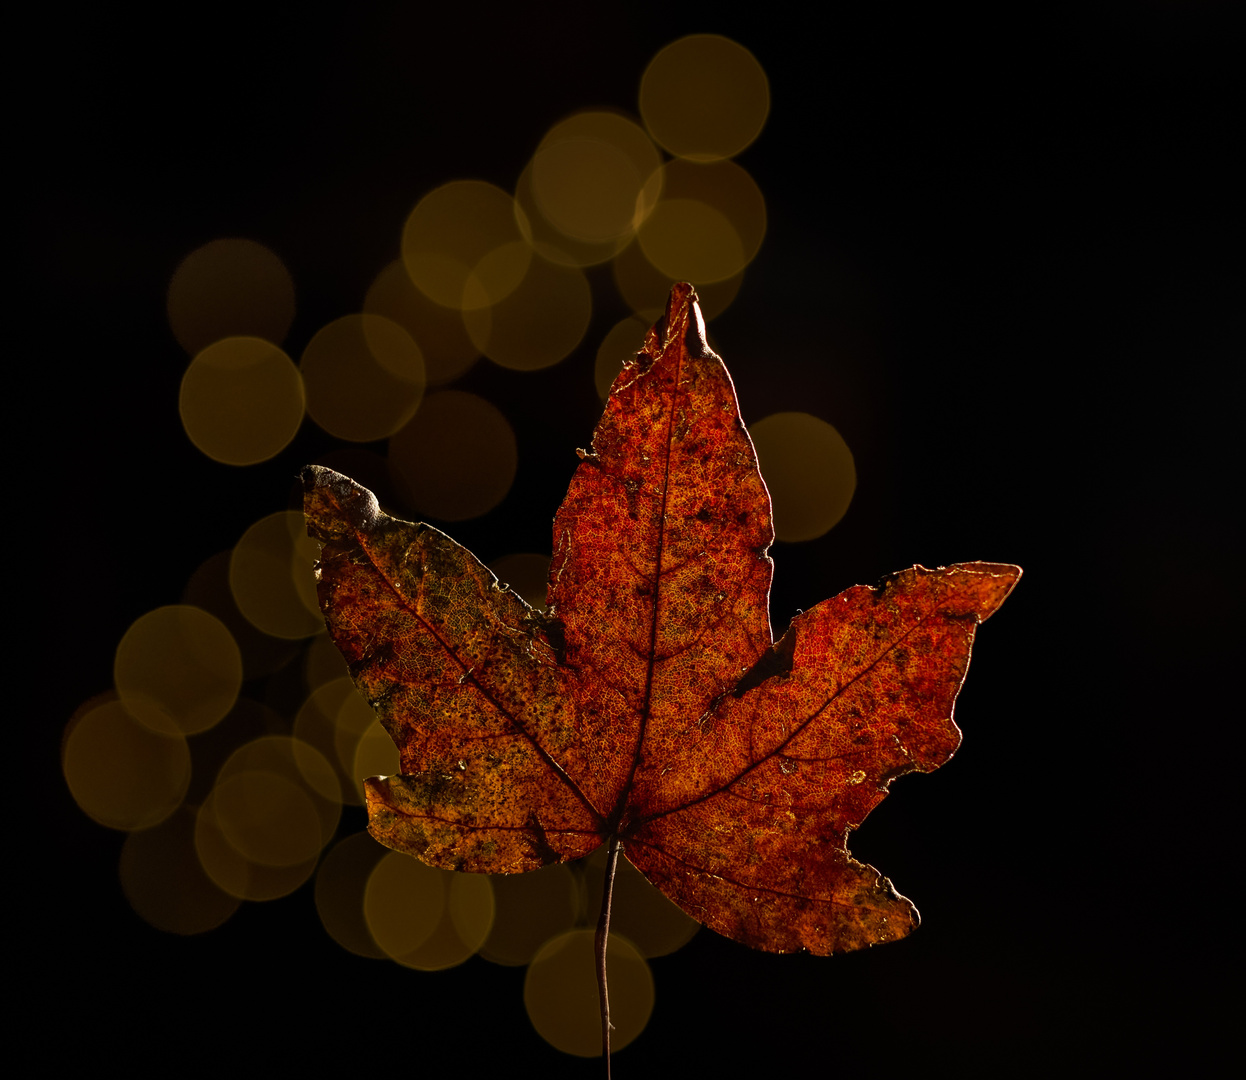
[595,835,622,1078]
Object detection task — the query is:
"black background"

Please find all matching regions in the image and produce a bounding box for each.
[24,3,1238,1074]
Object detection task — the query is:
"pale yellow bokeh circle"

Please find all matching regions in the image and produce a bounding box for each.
[638,199,746,284]
[636,159,765,285]
[352,718,400,806]
[314,831,389,959]
[194,788,319,901]
[217,735,342,849]
[479,862,578,966]
[301,314,426,441]
[211,770,324,868]
[748,412,857,541]
[63,699,191,830]
[530,111,662,244]
[611,240,743,322]
[114,605,242,735]
[167,238,295,356]
[179,337,305,465]
[640,34,770,161]
[524,929,654,1056]
[364,851,446,963]
[364,260,480,385]
[462,257,591,371]
[229,511,324,640]
[401,181,530,310]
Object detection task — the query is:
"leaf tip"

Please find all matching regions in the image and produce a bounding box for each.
[302,464,382,541]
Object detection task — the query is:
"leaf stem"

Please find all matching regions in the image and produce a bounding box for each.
[596,835,622,1078]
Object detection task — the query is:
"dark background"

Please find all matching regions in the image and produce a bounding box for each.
[24,3,1238,1074]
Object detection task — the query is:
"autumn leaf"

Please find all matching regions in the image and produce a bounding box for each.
[302,283,1019,961]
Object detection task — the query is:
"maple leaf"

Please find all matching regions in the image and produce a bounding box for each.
[303,282,1019,964]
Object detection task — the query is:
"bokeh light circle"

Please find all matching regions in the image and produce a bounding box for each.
[301,314,426,441]
[114,605,242,735]
[401,181,528,310]
[530,112,662,244]
[364,851,447,963]
[63,699,191,830]
[524,929,654,1056]
[167,238,295,355]
[462,257,591,371]
[636,159,766,285]
[364,260,480,385]
[748,412,857,541]
[315,831,389,959]
[179,337,305,466]
[639,35,770,161]
[229,511,324,640]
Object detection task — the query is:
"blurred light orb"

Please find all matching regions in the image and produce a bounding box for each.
[364,260,480,385]
[401,181,529,310]
[300,314,425,442]
[530,112,662,244]
[364,851,447,964]
[748,412,857,541]
[640,34,770,161]
[229,511,323,641]
[611,239,742,323]
[462,257,591,371]
[167,237,295,356]
[179,337,305,465]
[212,769,324,868]
[114,605,242,735]
[194,788,319,901]
[638,199,745,284]
[636,159,766,285]
[524,929,654,1056]
[479,862,578,966]
[389,391,517,521]
[315,831,389,959]
[63,699,191,831]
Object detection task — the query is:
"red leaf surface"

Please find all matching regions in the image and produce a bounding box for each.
[303,283,1019,954]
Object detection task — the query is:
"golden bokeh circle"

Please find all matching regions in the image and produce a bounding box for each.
[462,257,591,371]
[478,862,578,966]
[300,314,426,442]
[401,181,528,310]
[179,337,305,466]
[524,929,654,1057]
[364,260,480,385]
[167,238,295,356]
[229,511,324,640]
[314,831,389,959]
[530,111,662,244]
[748,412,857,541]
[364,851,447,963]
[640,35,770,161]
[114,605,242,735]
[63,699,191,830]
[636,159,766,285]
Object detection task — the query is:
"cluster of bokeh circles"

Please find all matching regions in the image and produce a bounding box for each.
[64,34,857,1058]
